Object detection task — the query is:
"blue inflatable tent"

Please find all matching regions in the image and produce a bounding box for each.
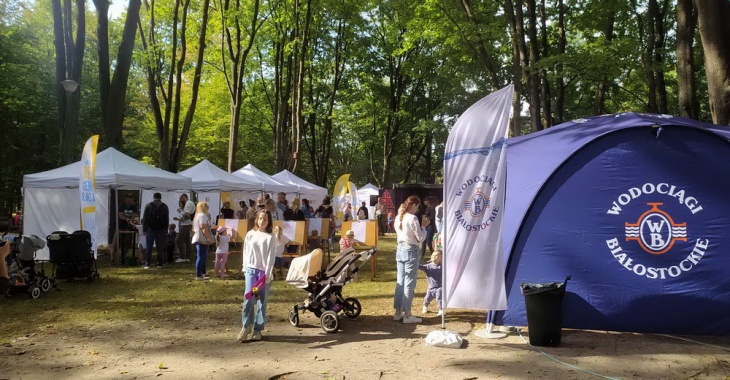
[499,113,730,335]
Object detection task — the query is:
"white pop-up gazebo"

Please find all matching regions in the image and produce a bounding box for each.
[22,148,192,258]
[232,164,291,194]
[273,170,327,204]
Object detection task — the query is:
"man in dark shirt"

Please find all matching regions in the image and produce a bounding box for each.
[357,202,369,220]
[142,192,170,269]
[420,197,437,258]
[117,197,138,265]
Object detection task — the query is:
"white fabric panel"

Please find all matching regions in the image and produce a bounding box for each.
[197,191,221,219]
[140,190,183,228]
[231,164,290,193]
[357,183,380,220]
[23,188,110,260]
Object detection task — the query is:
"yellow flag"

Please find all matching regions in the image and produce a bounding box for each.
[80,135,99,256]
[332,174,351,221]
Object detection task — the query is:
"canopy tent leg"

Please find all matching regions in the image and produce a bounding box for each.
[474,310,508,339]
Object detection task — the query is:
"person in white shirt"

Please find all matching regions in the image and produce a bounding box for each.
[191,202,213,280]
[393,195,430,324]
[237,209,276,342]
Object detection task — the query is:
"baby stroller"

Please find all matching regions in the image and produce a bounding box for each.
[47,230,99,282]
[286,247,377,333]
[4,234,52,298]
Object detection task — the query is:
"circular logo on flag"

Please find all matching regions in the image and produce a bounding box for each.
[453,175,501,232]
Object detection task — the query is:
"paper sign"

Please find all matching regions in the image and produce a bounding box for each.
[308,218,323,235]
[351,221,367,243]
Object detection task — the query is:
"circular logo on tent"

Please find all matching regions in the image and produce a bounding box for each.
[605,183,708,280]
[625,202,686,255]
[453,175,500,232]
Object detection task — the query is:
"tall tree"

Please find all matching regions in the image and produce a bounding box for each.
[52,0,85,164]
[696,1,730,125]
[217,0,265,172]
[676,0,698,119]
[93,0,142,149]
[139,0,211,171]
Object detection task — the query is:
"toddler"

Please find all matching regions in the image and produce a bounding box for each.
[273,226,290,274]
[419,250,443,316]
[167,224,178,264]
[214,226,231,278]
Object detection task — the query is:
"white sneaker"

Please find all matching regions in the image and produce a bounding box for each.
[393,311,404,321]
[195,277,205,281]
[143,266,150,269]
[236,327,251,342]
[175,258,185,263]
[402,315,422,324]
[422,306,428,314]
[251,331,262,341]
[436,310,443,316]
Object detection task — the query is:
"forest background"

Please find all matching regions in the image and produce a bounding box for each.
[1,0,729,215]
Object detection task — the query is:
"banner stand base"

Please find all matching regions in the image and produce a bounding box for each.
[475,323,507,339]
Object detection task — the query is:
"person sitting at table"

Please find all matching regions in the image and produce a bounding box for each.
[340,229,355,252]
[307,230,322,250]
[220,201,235,220]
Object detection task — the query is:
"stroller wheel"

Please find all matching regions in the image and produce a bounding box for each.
[288,309,300,327]
[343,297,362,319]
[320,310,339,333]
[40,278,51,292]
[30,286,41,299]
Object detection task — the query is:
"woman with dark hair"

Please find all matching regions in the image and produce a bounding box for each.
[237,209,276,342]
[393,195,429,324]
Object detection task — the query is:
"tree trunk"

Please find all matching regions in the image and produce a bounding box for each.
[53,0,86,164]
[555,0,565,124]
[289,0,313,173]
[643,0,658,113]
[526,0,541,131]
[539,0,551,127]
[654,0,669,114]
[676,0,698,119]
[504,0,522,136]
[104,0,141,150]
[696,0,730,125]
[596,14,614,115]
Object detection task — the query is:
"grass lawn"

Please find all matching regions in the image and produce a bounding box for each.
[0,234,436,344]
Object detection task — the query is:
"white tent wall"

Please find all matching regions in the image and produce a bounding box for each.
[356,183,380,220]
[23,187,110,260]
[140,190,184,227]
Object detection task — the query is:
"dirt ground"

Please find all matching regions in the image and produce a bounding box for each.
[2,308,730,380]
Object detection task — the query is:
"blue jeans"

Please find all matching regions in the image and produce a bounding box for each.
[242,267,269,332]
[145,228,167,266]
[393,243,419,315]
[195,243,208,277]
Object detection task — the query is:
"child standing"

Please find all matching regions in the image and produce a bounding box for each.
[167,224,178,264]
[214,226,231,278]
[419,250,443,316]
[272,226,290,275]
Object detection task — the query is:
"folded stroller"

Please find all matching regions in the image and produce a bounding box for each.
[5,234,51,298]
[286,247,377,333]
[47,230,99,282]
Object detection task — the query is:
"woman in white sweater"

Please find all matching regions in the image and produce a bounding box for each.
[393,195,429,324]
[237,209,276,342]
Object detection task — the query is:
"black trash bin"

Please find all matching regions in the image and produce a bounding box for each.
[520,276,570,347]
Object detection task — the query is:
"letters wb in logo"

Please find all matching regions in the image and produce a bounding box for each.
[625,202,686,255]
[464,187,490,217]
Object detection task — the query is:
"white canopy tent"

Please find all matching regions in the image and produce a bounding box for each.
[22,148,192,259]
[356,183,380,220]
[232,164,291,194]
[272,170,327,205]
[170,160,262,219]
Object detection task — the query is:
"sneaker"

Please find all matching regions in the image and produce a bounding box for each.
[402,315,422,324]
[202,274,210,279]
[143,266,150,269]
[422,306,428,314]
[251,331,262,341]
[436,310,443,316]
[393,311,404,321]
[175,258,185,263]
[195,277,205,281]
[156,265,164,268]
[220,274,229,278]
[236,327,252,342]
